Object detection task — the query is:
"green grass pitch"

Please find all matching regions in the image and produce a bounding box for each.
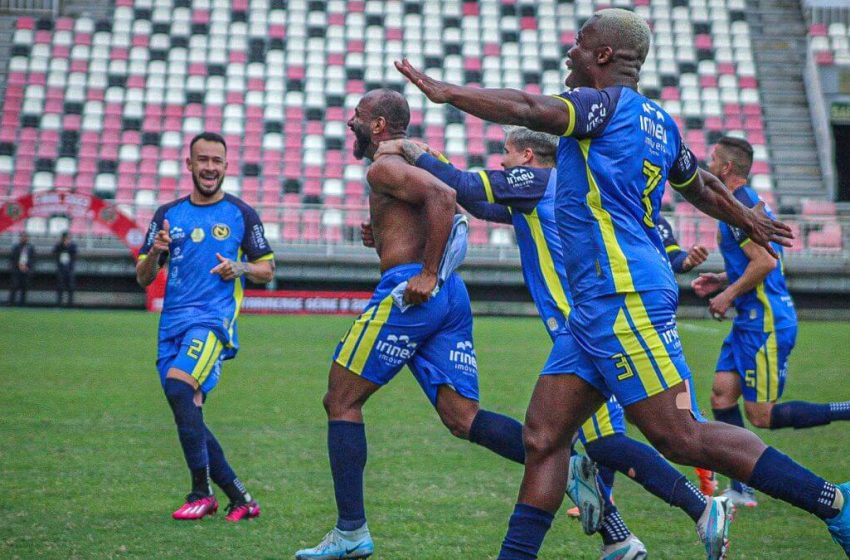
[1,309,849,558]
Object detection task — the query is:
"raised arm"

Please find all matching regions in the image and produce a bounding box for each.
[672,169,791,259]
[367,155,457,304]
[395,59,572,136]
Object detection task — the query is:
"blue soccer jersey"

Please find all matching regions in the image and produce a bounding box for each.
[656,216,689,274]
[139,194,274,353]
[718,186,796,332]
[415,155,571,335]
[551,87,699,303]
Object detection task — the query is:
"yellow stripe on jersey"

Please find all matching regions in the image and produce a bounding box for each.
[192,331,222,385]
[551,95,576,137]
[665,244,682,254]
[624,293,684,389]
[227,247,245,345]
[436,151,451,164]
[669,168,699,190]
[478,171,495,203]
[579,139,636,293]
[251,253,274,263]
[348,296,394,374]
[523,210,571,318]
[755,283,779,401]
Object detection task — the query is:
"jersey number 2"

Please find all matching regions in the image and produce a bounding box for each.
[187,338,204,359]
[641,160,662,228]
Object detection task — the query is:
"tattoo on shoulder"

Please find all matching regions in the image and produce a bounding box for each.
[400,141,425,165]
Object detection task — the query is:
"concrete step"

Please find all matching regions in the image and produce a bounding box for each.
[755,50,806,64]
[769,135,820,147]
[771,150,822,164]
[763,108,812,122]
[773,164,824,178]
[759,81,806,95]
[762,92,809,105]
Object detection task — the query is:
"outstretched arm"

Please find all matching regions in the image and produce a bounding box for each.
[395,59,572,136]
[672,169,792,258]
[367,155,457,304]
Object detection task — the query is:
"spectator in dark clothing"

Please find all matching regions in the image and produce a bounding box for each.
[9,232,35,306]
[53,232,77,306]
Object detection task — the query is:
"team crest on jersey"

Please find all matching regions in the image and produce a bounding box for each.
[546,317,559,332]
[191,227,205,243]
[212,223,231,240]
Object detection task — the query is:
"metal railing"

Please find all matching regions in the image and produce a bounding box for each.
[0,0,59,16]
[4,203,848,261]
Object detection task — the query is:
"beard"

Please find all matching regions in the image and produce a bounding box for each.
[352,126,372,160]
[192,172,224,198]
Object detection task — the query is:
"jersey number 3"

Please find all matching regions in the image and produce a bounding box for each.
[641,160,662,228]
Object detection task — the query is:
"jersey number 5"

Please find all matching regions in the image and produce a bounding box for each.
[641,160,662,228]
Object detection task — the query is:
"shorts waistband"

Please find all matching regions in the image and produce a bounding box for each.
[380,262,423,278]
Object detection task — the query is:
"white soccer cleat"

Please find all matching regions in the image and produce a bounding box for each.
[295,525,374,560]
[600,533,648,560]
[721,486,758,508]
[566,454,605,535]
[697,496,735,560]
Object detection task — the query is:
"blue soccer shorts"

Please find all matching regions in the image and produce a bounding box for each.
[333,263,479,405]
[578,398,627,445]
[543,289,692,408]
[157,326,225,394]
[715,325,796,403]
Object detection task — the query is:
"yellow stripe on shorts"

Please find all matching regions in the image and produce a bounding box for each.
[335,305,378,368]
[755,283,779,401]
[192,331,223,386]
[349,296,394,374]
[623,293,683,390]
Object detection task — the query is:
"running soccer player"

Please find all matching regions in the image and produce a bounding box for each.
[692,136,850,508]
[295,89,601,560]
[377,128,723,560]
[136,132,274,521]
[398,8,850,559]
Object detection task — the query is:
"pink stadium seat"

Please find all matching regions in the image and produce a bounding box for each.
[809,23,828,36]
[807,223,842,252]
[801,199,837,217]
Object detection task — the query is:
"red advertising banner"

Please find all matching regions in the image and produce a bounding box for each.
[0,190,147,254]
[147,289,373,316]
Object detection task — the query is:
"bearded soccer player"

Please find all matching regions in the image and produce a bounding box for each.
[398,8,850,559]
[136,132,274,521]
[295,90,601,560]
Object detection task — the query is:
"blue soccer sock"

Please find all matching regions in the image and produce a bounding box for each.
[713,405,748,493]
[586,434,707,522]
[598,505,631,545]
[747,446,841,519]
[164,378,210,495]
[469,410,526,464]
[829,401,850,421]
[770,401,831,429]
[597,464,616,492]
[329,420,368,531]
[498,503,554,560]
[200,422,250,503]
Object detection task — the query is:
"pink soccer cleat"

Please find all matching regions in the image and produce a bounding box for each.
[172,494,219,520]
[225,499,261,522]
